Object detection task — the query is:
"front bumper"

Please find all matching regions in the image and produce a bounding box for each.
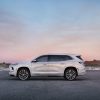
[9,65,18,77]
[9,71,16,76]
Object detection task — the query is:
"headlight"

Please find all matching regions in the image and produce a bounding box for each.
[11,67,14,70]
[9,65,15,71]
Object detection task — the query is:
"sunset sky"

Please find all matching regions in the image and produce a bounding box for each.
[0,0,100,63]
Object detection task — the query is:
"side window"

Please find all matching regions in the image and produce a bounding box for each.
[65,55,73,60]
[48,55,73,62]
[36,56,48,62]
[48,55,64,62]
[76,56,83,60]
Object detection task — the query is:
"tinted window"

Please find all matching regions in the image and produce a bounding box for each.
[36,56,48,62]
[65,55,73,60]
[48,55,72,62]
[76,56,83,60]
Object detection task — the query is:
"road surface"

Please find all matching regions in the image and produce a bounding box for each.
[0,70,100,100]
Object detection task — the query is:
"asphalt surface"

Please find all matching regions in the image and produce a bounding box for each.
[0,70,100,100]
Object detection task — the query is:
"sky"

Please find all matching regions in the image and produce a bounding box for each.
[0,0,100,63]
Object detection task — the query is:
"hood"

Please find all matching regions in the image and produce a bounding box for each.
[10,61,31,67]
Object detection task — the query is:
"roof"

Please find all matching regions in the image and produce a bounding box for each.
[40,53,81,56]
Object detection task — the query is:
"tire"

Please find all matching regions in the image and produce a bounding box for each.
[64,68,77,81]
[17,68,30,80]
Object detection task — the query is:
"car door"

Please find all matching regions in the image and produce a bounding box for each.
[46,55,66,75]
[31,55,49,76]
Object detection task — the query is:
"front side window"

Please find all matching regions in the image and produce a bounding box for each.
[36,55,48,62]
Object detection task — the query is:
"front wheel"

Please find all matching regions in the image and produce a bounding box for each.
[17,68,30,80]
[64,68,77,81]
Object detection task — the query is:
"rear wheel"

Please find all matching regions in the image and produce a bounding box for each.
[17,68,30,80]
[64,68,77,81]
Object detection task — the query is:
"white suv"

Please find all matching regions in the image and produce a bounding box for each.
[9,54,86,81]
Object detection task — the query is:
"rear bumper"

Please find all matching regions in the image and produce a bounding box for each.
[77,67,86,75]
[78,70,86,75]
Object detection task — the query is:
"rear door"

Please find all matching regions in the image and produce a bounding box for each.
[46,55,66,75]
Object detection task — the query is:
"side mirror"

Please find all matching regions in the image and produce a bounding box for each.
[31,59,37,63]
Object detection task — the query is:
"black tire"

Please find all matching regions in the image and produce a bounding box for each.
[64,68,77,81]
[17,68,30,80]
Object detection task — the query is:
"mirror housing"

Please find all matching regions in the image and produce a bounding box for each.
[31,59,37,63]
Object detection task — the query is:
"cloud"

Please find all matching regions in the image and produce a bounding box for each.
[25,20,100,61]
[0,9,26,48]
[0,3,100,62]
[0,9,29,62]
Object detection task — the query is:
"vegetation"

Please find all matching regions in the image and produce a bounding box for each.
[85,60,100,67]
[0,62,10,68]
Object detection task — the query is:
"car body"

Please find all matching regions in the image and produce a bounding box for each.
[9,54,86,80]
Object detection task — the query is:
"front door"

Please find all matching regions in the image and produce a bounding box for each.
[31,55,49,76]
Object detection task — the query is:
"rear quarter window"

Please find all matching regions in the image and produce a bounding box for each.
[76,56,83,60]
